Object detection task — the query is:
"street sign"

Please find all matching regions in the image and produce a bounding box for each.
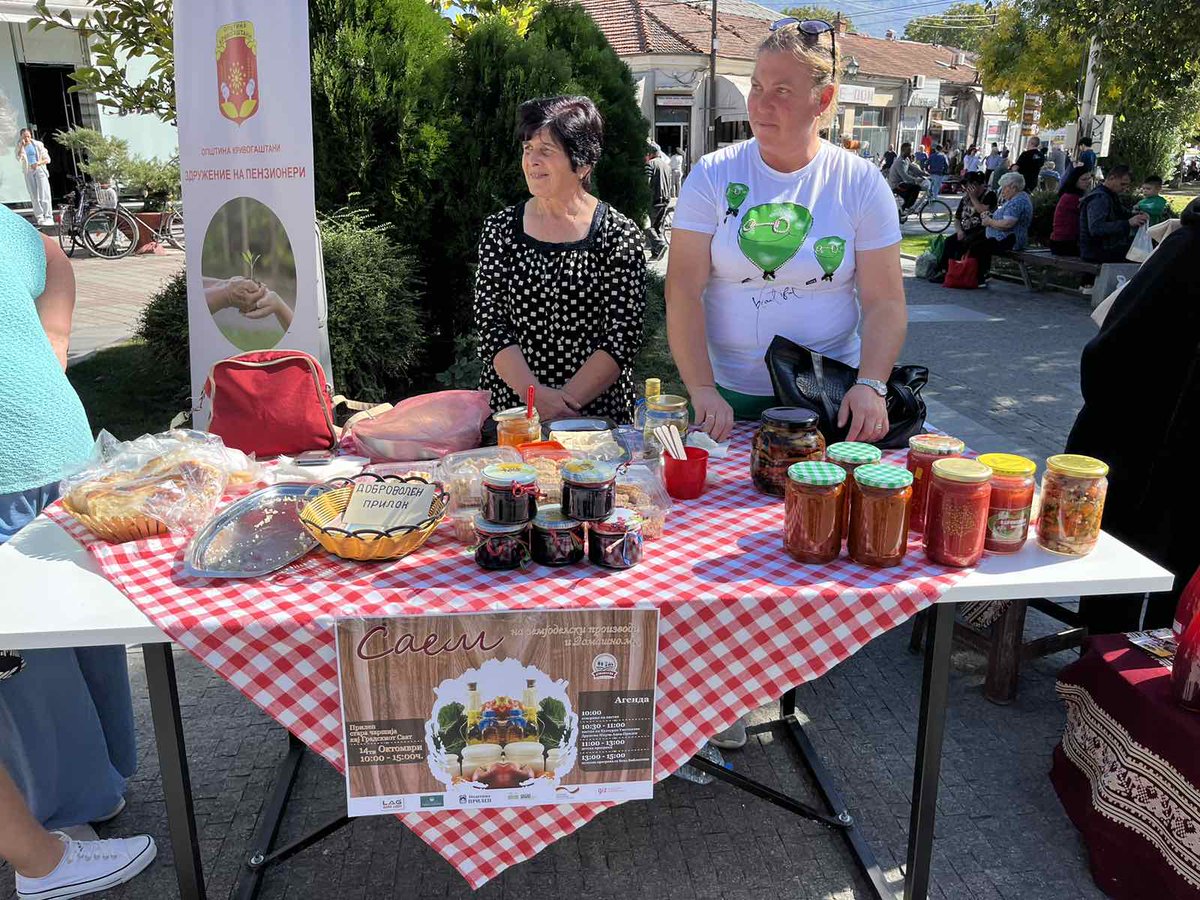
[1020,94,1043,137]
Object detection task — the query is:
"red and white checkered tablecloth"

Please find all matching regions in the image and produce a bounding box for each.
[44,425,973,889]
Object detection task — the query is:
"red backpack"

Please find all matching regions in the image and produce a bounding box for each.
[204,350,338,457]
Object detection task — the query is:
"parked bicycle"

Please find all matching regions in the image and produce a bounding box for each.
[896,184,952,234]
[56,177,185,259]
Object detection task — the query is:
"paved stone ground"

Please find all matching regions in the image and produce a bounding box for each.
[65,248,185,364]
[2,255,1109,900]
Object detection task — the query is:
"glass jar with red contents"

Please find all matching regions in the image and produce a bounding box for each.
[906,434,965,533]
[976,453,1037,553]
[848,464,913,568]
[784,461,846,564]
[751,407,826,497]
[826,442,881,538]
[924,459,992,568]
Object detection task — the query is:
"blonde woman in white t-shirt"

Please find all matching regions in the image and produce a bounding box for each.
[666,19,905,444]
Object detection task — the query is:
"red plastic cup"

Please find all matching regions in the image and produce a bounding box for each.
[663,447,709,500]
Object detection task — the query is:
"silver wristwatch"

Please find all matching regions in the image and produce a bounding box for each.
[854,377,888,398]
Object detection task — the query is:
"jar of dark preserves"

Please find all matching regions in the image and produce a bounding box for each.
[530,506,585,567]
[481,462,539,526]
[588,508,644,569]
[751,407,825,497]
[472,516,530,571]
[561,460,617,522]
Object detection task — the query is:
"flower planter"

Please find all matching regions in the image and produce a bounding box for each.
[133,212,164,250]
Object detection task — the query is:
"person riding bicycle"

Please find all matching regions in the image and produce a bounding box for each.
[888,142,926,211]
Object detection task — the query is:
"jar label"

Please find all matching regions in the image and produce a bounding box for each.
[987,507,1030,544]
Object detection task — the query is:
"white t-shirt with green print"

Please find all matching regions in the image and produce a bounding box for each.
[673,138,901,397]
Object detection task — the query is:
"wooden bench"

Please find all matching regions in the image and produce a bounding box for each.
[996,248,1102,292]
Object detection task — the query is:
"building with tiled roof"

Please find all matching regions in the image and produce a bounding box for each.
[576,0,1015,165]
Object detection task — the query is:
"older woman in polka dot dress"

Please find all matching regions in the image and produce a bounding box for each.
[475,96,647,424]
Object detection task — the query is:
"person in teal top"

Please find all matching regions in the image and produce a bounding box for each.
[1135,174,1169,226]
[0,204,140,833]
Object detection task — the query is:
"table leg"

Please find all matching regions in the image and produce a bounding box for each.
[143,642,206,900]
[904,603,954,900]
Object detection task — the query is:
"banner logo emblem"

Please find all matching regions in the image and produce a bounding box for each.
[216,21,259,125]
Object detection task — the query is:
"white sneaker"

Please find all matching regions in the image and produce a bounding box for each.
[16,832,156,899]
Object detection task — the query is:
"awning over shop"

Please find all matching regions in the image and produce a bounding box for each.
[714,74,751,121]
[930,119,960,130]
[0,2,93,24]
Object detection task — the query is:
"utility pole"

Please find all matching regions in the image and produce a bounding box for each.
[707,0,718,154]
[1078,35,1100,141]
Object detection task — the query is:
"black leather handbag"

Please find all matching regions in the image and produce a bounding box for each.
[764,336,928,449]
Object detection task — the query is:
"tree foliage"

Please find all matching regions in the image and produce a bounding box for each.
[902,2,994,53]
[780,6,855,32]
[978,0,1200,177]
[31,0,176,123]
[429,0,544,41]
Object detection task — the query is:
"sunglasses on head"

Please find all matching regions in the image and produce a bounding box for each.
[769,17,838,69]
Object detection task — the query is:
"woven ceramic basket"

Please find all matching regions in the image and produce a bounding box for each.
[299,474,448,562]
[60,498,170,543]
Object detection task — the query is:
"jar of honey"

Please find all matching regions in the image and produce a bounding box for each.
[494,407,541,449]
[848,464,913,568]
[826,441,882,538]
[751,407,825,497]
[906,434,965,533]
[976,453,1037,553]
[923,458,992,568]
[784,461,846,564]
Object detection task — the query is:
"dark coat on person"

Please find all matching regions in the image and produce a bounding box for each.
[1078,184,1133,261]
[1067,198,1200,629]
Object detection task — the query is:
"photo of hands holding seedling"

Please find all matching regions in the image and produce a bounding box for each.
[202,196,298,350]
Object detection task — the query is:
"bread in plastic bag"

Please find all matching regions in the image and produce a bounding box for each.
[1126,224,1153,263]
[350,390,492,461]
[616,463,672,540]
[60,429,263,539]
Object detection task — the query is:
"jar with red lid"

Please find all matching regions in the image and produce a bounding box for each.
[784,461,846,564]
[976,453,1036,553]
[848,464,913,568]
[907,434,965,533]
[751,407,825,497]
[924,459,992,568]
[826,442,882,539]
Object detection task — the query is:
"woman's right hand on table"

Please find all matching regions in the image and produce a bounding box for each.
[690,385,734,443]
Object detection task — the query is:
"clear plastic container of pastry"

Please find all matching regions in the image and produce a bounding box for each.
[615,463,673,540]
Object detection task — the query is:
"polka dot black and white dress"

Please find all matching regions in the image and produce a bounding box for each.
[474,200,647,424]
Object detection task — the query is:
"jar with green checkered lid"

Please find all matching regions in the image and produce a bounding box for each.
[784,462,847,564]
[849,464,913,568]
[826,442,883,536]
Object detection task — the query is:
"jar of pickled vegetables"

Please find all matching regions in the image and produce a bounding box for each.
[784,461,846,564]
[481,462,539,525]
[924,459,992,568]
[1036,454,1108,557]
[530,506,585,567]
[561,460,617,522]
[472,516,530,570]
[643,394,690,455]
[848,464,913,568]
[751,407,826,497]
[495,407,541,449]
[977,453,1037,554]
[826,441,882,537]
[588,508,644,569]
[906,434,965,533]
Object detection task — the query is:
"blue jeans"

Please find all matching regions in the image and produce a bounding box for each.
[928,174,944,199]
[0,483,137,828]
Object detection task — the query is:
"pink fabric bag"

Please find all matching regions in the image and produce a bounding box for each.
[350,390,492,460]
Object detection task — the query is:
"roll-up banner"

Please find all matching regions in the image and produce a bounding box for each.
[173,0,331,427]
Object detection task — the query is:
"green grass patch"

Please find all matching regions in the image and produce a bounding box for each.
[632,272,685,397]
[68,341,189,440]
